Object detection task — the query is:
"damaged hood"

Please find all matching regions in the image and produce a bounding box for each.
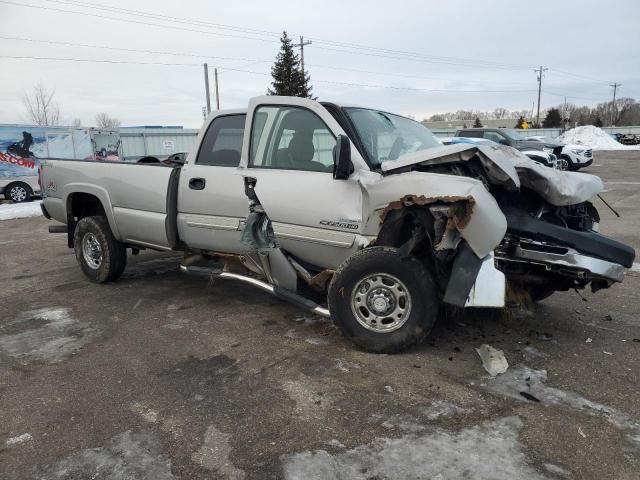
[511,155,603,206]
[381,143,520,191]
[381,143,603,206]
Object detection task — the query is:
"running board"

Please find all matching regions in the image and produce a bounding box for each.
[179,265,330,318]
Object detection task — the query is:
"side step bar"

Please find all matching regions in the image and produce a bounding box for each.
[180,265,330,318]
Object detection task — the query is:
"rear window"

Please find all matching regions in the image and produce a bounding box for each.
[196,114,245,167]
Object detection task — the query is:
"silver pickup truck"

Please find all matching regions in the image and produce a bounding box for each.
[40,96,635,352]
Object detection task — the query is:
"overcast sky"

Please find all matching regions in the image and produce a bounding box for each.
[1,0,639,128]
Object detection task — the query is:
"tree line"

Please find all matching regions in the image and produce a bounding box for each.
[427,97,640,128]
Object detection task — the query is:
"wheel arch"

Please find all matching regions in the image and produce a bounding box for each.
[64,184,120,247]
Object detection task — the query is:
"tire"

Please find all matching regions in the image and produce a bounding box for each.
[328,246,439,353]
[6,182,32,203]
[73,216,127,283]
[561,155,576,171]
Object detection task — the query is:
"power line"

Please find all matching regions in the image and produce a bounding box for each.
[2,0,534,70]
[0,35,536,87]
[0,54,541,94]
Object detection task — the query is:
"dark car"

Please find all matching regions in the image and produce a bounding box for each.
[455,128,564,159]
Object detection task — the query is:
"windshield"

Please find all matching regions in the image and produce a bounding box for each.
[500,128,524,140]
[345,108,442,166]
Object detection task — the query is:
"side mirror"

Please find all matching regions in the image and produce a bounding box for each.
[333,134,353,180]
[499,139,509,146]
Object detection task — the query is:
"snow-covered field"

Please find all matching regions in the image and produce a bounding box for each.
[558,126,640,151]
[0,200,43,221]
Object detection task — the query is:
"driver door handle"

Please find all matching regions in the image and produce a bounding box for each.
[189,177,206,190]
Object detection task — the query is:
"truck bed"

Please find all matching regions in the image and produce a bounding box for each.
[41,159,179,250]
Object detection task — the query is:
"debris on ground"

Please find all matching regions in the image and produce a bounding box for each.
[585,337,593,343]
[603,314,613,321]
[578,427,587,438]
[476,344,509,376]
[529,330,553,342]
[519,391,540,403]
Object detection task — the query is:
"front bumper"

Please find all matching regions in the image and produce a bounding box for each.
[497,237,626,283]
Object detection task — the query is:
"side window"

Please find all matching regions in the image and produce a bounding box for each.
[460,130,482,138]
[196,114,245,166]
[250,106,336,172]
[483,131,505,144]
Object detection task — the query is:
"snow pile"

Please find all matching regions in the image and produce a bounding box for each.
[558,126,640,150]
[0,200,43,220]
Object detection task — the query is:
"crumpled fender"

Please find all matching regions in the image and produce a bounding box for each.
[360,170,506,259]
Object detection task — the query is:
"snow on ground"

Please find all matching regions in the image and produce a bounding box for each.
[0,200,43,221]
[558,126,640,151]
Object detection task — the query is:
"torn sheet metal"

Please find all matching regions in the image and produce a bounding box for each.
[379,143,603,207]
[361,171,506,259]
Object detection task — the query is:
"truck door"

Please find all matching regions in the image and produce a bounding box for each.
[177,112,249,253]
[242,98,366,269]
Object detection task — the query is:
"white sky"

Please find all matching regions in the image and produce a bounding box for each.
[1,0,639,127]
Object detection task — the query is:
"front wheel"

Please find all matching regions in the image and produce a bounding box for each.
[6,182,32,203]
[74,216,127,283]
[328,246,439,353]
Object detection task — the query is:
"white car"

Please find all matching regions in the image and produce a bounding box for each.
[525,136,593,171]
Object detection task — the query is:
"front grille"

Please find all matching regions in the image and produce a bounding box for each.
[584,149,593,158]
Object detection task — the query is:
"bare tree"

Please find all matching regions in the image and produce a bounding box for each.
[95,112,121,129]
[23,83,60,126]
[72,118,82,128]
[493,107,509,120]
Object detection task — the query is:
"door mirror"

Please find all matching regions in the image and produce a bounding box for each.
[333,134,352,180]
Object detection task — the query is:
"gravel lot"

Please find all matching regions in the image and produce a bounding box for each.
[1,151,639,480]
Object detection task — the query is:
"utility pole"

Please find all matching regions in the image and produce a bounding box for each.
[294,36,312,77]
[610,82,621,126]
[214,67,220,110]
[203,63,211,114]
[534,65,548,126]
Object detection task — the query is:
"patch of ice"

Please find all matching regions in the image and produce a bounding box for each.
[47,430,174,479]
[0,200,43,221]
[283,417,552,480]
[5,433,33,446]
[558,126,640,151]
[192,425,245,479]
[0,307,99,364]
[482,365,640,448]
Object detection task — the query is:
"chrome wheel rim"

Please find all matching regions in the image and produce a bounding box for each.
[10,186,27,202]
[82,233,103,269]
[559,159,569,170]
[351,273,412,333]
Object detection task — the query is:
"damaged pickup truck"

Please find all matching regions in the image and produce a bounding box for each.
[40,96,635,352]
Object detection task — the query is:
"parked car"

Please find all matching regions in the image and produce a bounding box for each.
[40,96,635,353]
[525,136,592,171]
[444,136,559,169]
[455,128,565,167]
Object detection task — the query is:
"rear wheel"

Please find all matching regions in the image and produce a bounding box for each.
[6,182,32,203]
[328,246,439,353]
[74,216,127,283]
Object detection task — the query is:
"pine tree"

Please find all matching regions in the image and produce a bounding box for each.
[515,116,525,129]
[542,108,562,128]
[594,117,603,127]
[473,117,483,128]
[267,31,313,98]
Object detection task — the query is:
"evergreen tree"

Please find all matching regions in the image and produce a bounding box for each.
[542,108,562,128]
[267,31,313,98]
[473,117,483,128]
[515,116,526,129]
[594,116,603,127]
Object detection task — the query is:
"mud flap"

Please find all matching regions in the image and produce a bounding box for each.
[443,243,483,307]
[464,252,505,308]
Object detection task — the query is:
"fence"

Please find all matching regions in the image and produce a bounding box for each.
[430,125,640,138]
